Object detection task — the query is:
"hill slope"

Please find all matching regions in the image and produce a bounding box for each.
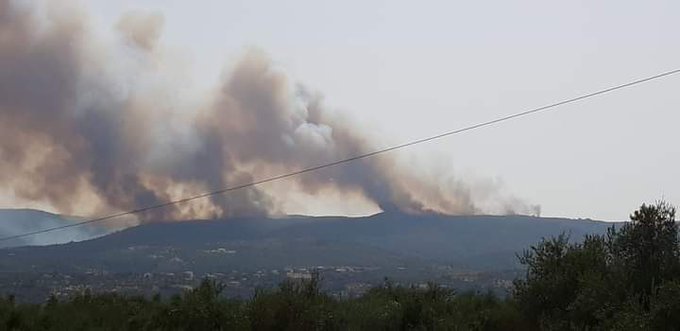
[0,212,617,273]
[0,209,110,248]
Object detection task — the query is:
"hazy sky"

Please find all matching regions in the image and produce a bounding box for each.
[18,1,680,220]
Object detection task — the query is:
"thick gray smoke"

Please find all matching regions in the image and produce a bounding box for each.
[0,1,536,222]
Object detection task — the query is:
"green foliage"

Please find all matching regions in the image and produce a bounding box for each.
[610,201,679,298]
[339,281,526,330]
[248,272,339,330]
[0,274,523,330]
[515,201,680,330]
[154,279,248,330]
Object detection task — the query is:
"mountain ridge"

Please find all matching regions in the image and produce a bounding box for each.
[0,209,112,248]
[0,211,620,274]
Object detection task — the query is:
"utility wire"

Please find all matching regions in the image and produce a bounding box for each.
[2,68,679,243]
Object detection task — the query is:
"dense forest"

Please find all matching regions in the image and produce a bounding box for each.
[0,201,678,330]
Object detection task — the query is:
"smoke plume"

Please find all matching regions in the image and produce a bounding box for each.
[0,1,536,223]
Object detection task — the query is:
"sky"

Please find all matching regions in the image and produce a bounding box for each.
[5,0,680,221]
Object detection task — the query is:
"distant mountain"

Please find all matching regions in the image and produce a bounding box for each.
[0,209,111,248]
[0,212,619,273]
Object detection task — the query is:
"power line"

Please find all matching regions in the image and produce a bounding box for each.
[1,68,679,243]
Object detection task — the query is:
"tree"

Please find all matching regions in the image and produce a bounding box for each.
[514,201,680,329]
[609,201,679,299]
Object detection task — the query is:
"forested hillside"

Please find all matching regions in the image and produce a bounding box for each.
[1,202,678,330]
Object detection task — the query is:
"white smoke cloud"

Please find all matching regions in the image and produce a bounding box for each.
[0,0,537,223]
